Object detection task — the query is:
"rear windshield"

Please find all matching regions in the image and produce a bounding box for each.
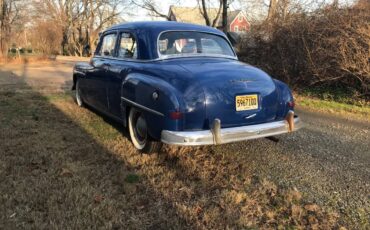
[158,31,235,58]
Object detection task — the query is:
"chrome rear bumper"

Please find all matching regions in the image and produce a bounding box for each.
[161,112,302,146]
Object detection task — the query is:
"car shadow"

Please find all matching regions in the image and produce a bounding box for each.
[0,66,191,229]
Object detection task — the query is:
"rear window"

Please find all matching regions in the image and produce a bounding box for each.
[158,31,235,58]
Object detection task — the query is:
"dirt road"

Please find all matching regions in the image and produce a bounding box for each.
[0,61,369,229]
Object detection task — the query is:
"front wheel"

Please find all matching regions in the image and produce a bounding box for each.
[128,108,162,154]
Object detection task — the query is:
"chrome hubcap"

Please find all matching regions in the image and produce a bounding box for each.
[133,112,147,144]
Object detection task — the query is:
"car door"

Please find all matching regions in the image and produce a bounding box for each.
[88,32,118,112]
[106,31,139,118]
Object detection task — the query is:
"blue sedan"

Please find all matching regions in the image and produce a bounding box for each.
[72,21,302,153]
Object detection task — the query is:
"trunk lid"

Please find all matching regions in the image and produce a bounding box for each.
[179,59,278,128]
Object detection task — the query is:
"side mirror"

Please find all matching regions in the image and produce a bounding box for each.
[103,50,110,56]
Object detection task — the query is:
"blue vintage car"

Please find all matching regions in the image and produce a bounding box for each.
[72,21,302,153]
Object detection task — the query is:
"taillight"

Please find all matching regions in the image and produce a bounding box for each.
[287,101,295,108]
[169,111,183,120]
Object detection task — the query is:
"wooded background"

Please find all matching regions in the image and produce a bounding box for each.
[0,0,368,99]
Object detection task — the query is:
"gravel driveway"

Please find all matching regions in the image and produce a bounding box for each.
[238,108,370,225]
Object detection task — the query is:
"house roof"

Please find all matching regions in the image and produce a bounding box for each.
[168,6,243,27]
[227,10,242,26]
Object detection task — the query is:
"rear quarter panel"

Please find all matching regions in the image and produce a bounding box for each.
[121,73,184,139]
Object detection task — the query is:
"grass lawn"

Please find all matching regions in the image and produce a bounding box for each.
[294,85,369,120]
[295,94,370,120]
[0,73,344,229]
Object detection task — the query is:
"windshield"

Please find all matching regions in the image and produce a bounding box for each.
[158,31,235,58]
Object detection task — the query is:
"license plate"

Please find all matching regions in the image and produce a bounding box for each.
[235,94,258,111]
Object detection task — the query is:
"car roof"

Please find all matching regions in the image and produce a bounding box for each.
[100,21,234,60]
[106,21,225,36]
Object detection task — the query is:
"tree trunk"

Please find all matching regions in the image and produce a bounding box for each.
[201,0,211,26]
[222,0,228,33]
[61,28,68,55]
[267,0,278,21]
[0,0,6,57]
[0,0,11,58]
[211,0,223,27]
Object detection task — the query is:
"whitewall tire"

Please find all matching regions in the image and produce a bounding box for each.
[75,80,84,107]
[128,108,162,153]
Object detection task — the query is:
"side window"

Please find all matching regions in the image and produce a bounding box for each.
[118,32,137,59]
[98,33,117,57]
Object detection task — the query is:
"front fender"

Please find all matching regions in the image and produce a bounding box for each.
[72,62,94,90]
[121,73,185,139]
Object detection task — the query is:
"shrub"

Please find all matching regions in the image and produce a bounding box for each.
[238,2,369,100]
[10,48,17,54]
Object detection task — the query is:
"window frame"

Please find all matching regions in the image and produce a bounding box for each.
[238,15,243,22]
[116,31,139,60]
[95,31,119,58]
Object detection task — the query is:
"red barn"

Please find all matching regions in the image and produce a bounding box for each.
[227,10,250,33]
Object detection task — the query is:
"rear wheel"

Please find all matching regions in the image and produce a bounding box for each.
[128,108,162,153]
[75,79,84,107]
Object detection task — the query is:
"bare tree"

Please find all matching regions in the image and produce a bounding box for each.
[197,0,223,27]
[0,0,24,57]
[131,0,172,20]
[33,0,126,56]
[133,0,226,29]
[30,20,63,55]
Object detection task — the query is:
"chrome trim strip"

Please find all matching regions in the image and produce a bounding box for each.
[161,117,303,146]
[93,55,160,63]
[121,97,164,116]
[93,55,237,63]
[158,53,238,61]
[156,30,238,60]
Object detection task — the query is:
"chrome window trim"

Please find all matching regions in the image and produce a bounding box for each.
[121,97,164,117]
[116,31,139,60]
[156,30,238,60]
[93,54,237,63]
[159,53,238,60]
[93,55,158,63]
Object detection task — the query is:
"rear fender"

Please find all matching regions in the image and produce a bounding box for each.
[273,79,294,119]
[121,73,184,140]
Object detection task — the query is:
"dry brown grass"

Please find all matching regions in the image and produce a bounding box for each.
[0,71,345,229]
